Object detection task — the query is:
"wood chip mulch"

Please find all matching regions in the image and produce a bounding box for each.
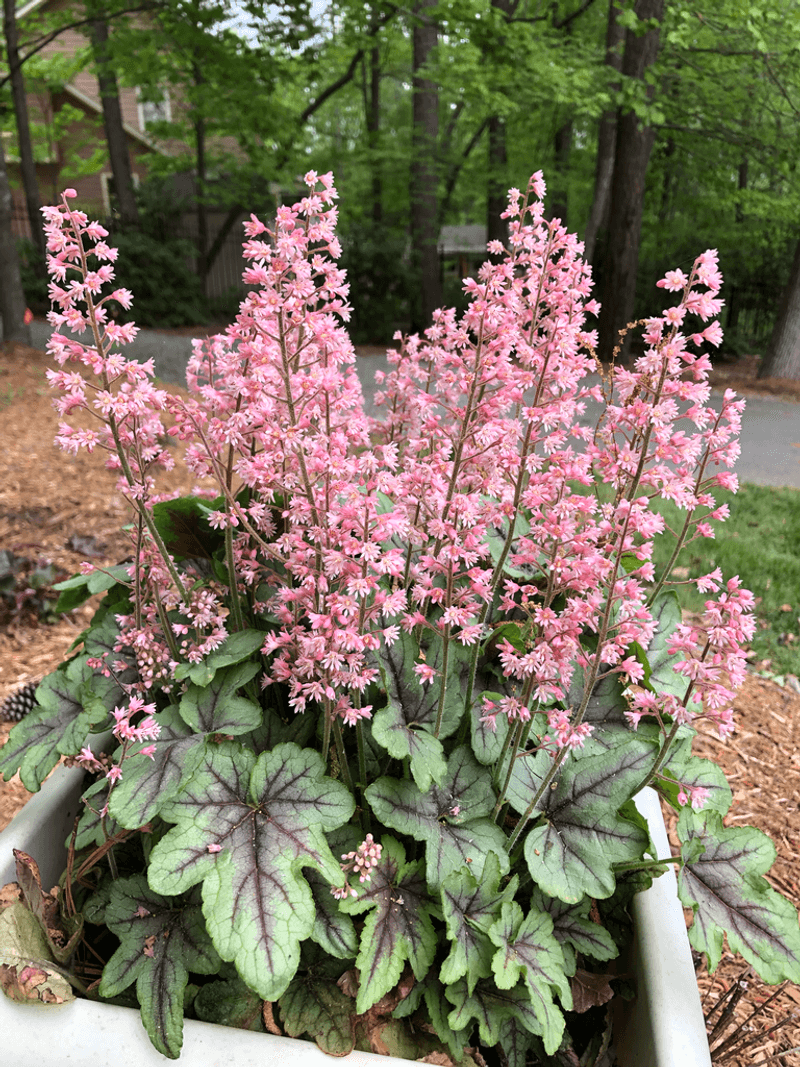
[0,341,798,1063]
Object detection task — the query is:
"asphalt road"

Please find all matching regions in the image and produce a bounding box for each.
[26,320,800,490]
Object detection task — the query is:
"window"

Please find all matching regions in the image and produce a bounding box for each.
[136,88,171,131]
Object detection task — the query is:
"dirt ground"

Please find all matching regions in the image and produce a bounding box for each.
[0,341,798,1062]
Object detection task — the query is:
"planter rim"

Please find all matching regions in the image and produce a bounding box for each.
[0,767,711,1066]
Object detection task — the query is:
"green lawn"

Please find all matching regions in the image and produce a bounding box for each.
[651,483,800,677]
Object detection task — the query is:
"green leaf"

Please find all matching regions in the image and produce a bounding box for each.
[305,869,358,959]
[279,973,356,1056]
[445,977,548,1048]
[507,734,654,902]
[151,496,225,561]
[530,889,618,971]
[677,809,800,983]
[87,563,133,596]
[366,746,509,890]
[177,662,262,735]
[497,1017,536,1067]
[193,977,264,1031]
[469,687,510,766]
[99,875,220,1059]
[440,851,518,993]
[0,660,110,790]
[338,836,438,1014]
[371,632,466,791]
[659,734,732,815]
[484,510,534,580]
[107,706,207,829]
[173,629,264,686]
[640,591,699,707]
[148,742,355,1001]
[488,901,570,1054]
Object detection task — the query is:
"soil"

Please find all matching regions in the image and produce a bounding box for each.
[0,341,798,1063]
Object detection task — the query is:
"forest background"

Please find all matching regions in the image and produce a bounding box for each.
[3,0,800,379]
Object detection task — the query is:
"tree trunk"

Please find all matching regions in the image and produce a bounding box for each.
[192,57,208,297]
[597,0,664,365]
[486,0,512,250]
[486,115,508,248]
[583,0,625,265]
[410,0,441,332]
[368,41,382,225]
[2,0,46,268]
[89,14,139,227]
[0,138,31,346]
[549,118,572,225]
[757,235,800,380]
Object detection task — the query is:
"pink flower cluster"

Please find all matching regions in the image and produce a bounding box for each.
[330,833,383,900]
[42,169,753,771]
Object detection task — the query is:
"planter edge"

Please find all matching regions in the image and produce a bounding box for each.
[0,770,711,1065]
[613,788,712,1067]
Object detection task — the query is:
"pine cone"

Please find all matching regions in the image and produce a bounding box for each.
[0,679,41,722]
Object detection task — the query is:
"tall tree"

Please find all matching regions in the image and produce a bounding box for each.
[0,137,31,345]
[583,0,624,264]
[410,0,441,331]
[88,8,139,226]
[2,0,46,267]
[757,235,800,380]
[597,0,664,364]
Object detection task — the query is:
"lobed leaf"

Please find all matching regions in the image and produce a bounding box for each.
[339,836,438,1014]
[507,733,654,902]
[366,746,509,890]
[107,705,207,829]
[177,662,262,735]
[147,742,354,1001]
[279,973,356,1056]
[677,809,800,983]
[371,632,466,791]
[530,888,618,971]
[445,977,553,1049]
[99,875,220,1059]
[440,851,518,993]
[0,660,110,791]
[487,901,571,1054]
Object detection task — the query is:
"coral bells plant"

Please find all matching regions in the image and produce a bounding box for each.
[2,173,800,1063]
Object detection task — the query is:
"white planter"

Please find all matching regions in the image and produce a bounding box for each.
[0,768,710,1066]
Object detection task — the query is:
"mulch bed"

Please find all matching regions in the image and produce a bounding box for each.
[0,340,798,1063]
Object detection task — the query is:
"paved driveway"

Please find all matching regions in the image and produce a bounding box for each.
[27,321,800,490]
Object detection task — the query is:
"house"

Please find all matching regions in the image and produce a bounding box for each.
[4,0,166,226]
[2,0,252,297]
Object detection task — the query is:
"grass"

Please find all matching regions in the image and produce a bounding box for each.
[651,483,800,677]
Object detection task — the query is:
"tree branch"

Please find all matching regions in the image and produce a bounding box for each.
[0,4,159,88]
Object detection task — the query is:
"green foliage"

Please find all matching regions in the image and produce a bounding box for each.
[651,484,800,676]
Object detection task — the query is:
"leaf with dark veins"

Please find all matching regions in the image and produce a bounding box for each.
[279,973,356,1056]
[366,746,509,890]
[440,851,518,992]
[445,977,556,1049]
[107,705,207,829]
[507,734,654,903]
[677,809,800,983]
[530,889,617,971]
[0,659,111,790]
[99,875,220,1059]
[371,633,467,791]
[147,741,355,1001]
[488,901,571,1054]
[305,869,358,959]
[177,662,262,736]
[338,836,438,1014]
